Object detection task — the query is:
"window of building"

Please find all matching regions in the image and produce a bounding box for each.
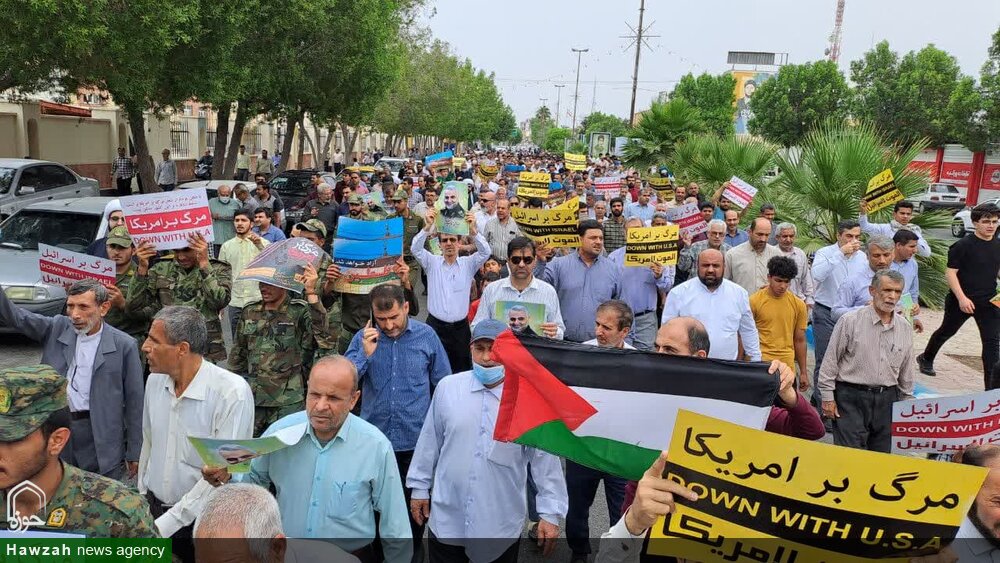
[170,120,190,157]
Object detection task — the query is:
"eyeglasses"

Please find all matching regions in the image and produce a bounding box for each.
[509,256,534,265]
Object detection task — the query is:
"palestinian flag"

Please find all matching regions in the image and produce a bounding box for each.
[492,332,779,481]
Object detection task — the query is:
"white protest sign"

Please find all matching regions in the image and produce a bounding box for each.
[665,202,708,238]
[722,176,758,209]
[120,188,214,250]
[892,389,1000,455]
[38,244,116,288]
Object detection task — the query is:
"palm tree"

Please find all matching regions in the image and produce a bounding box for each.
[670,134,777,193]
[622,99,705,170]
[764,121,952,306]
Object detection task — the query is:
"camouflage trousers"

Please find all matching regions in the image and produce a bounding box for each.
[255,402,304,437]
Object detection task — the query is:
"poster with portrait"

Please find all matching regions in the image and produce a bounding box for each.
[589,132,612,158]
[494,300,546,336]
[435,181,469,235]
[188,422,307,473]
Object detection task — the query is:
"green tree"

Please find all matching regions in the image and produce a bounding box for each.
[580,112,629,138]
[543,127,573,152]
[529,106,554,147]
[748,60,851,147]
[670,72,737,137]
[980,26,1000,149]
[622,99,705,170]
[766,122,951,306]
[670,134,776,195]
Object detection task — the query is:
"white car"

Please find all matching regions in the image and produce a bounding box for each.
[909,183,965,213]
[952,197,1000,237]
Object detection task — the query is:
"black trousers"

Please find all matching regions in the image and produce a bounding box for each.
[426,315,472,373]
[923,292,1000,389]
[428,532,520,563]
[146,491,195,563]
[115,176,133,196]
[395,449,426,563]
[832,383,898,453]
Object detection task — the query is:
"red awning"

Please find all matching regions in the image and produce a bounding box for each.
[39,101,92,118]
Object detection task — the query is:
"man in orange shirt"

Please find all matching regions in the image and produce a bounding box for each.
[750,256,809,389]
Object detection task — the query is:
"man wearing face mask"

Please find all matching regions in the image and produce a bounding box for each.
[0,280,143,481]
[208,184,241,256]
[407,320,568,563]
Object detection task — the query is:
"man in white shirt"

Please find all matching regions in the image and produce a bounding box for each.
[217,209,268,339]
[809,219,866,410]
[138,306,254,559]
[660,249,761,361]
[474,188,497,235]
[412,207,491,372]
[774,222,815,308]
[584,300,636,350]
[472,237,564,339]
[859,200,931,257]
[407,320,568,563]
[723,217,783,294]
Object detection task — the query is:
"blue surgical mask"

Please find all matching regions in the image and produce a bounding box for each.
[218,196,231,203]
[472,362,504,386]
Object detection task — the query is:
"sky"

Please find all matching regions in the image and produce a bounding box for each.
[419,0,1000,124]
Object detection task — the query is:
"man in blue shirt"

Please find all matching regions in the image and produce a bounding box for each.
[623,188,655,224]
[831,236,895,322]
[535,220,621,342]
[723,209,749,247]
[608,218,674,350]
[345,283,451,560]
[252,207,286,243]
[407,320,567,563]
[891,229,922,332]
[203,355,412,563]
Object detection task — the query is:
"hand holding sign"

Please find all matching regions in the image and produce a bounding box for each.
[624,450,700,535]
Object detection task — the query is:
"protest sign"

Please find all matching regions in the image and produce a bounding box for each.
[236,238,326,294]
[478,163,499,179]
[864,168,905,214]
[899,293,915,326]
[625,225,679,266]
[564,152,587,171]
[120,188,214,250]
[517,172,551,199]
[495,300,546,336]
[332,217,404,294]
[424,150,453,170]
[645,410,985,562]
[665,202,709,239]
[647,177,675,201]
[189,422,307,473]
[361,190,385,209]
[436,181,470,235]
[593,175,623,199]
[510,207,579,248]
[892,389,1000,455]
[589,132,611,158]
[722,176,758,209]
[38,244,116,288]
[452,156,466,169]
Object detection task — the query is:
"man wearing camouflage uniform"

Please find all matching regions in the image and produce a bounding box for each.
[0,365,158,537]
[126,233,232,363]
[104,226,156,366]
[229,265,337,435]
[390,187,424,294]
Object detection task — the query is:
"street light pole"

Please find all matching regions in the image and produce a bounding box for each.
[571,48,589,133]
[554,84,565,127]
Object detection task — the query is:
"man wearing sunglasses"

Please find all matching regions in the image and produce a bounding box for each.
[472,236,565,339]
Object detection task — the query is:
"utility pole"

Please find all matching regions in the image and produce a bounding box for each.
[591,77,597,114]
[539,97,548,113]
[621,0,658,126]
[554,85,565,127]
[571,48,589,133]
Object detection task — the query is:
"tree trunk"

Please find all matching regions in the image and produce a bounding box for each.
[277,111,300,173]
[125,104,158,194]
[211,102,231,178]
[296,114,306,169]
[303,123,318,166]
[340,122,358,163]
[385,134,396,157]
[224,101,250,179]
[320,127,334,171]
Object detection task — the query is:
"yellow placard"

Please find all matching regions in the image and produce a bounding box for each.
[478,164,499,178]
[864,168,905,214]
[510,207,579,248]
[647,177,675,201]
[645,410,986,563]
[564,152,587,171]
[625,225,679,266]
[517,171,551,199]
[453,157,466,169]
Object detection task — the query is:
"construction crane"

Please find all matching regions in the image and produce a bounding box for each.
[825,0,845,63]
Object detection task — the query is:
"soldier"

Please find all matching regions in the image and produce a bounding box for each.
[390,187,424,293]
[104,226,156,364]
[126,233,232,363]
[0,365,158,537]
[290,220,341,357]
[229,264,337,435]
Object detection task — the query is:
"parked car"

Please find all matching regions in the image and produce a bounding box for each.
[0,158,100,220]
[909,183,965,213]
[268,169,325,231]
[0,197,115,330]
[952,197,1000,237]
[177,179,234,200]
[374,157,408,176]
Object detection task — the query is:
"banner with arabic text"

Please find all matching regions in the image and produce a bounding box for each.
[892,389,1000,455]
[722,176,758,209]
[593,176,622,199]
[517,172,552,199]
[510,207,579,248]
[625,225,679,266]
[644,410,986,563]
[331,217,404,294]
[647,177,674,201]
[38,244,116,288]
[236,238,326,294]
[864,169,905,214]
[665,202,709,238]
[120,188,214,250]
[564,152,587,171]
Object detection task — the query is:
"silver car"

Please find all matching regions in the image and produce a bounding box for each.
[0,158,101,220]
[0,197,115,330]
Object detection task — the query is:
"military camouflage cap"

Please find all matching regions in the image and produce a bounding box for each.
[391,188,408,202]
[0,365,68,441]
[347,194,363,205]
[106,226,133,247]
[295,218,327,238]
